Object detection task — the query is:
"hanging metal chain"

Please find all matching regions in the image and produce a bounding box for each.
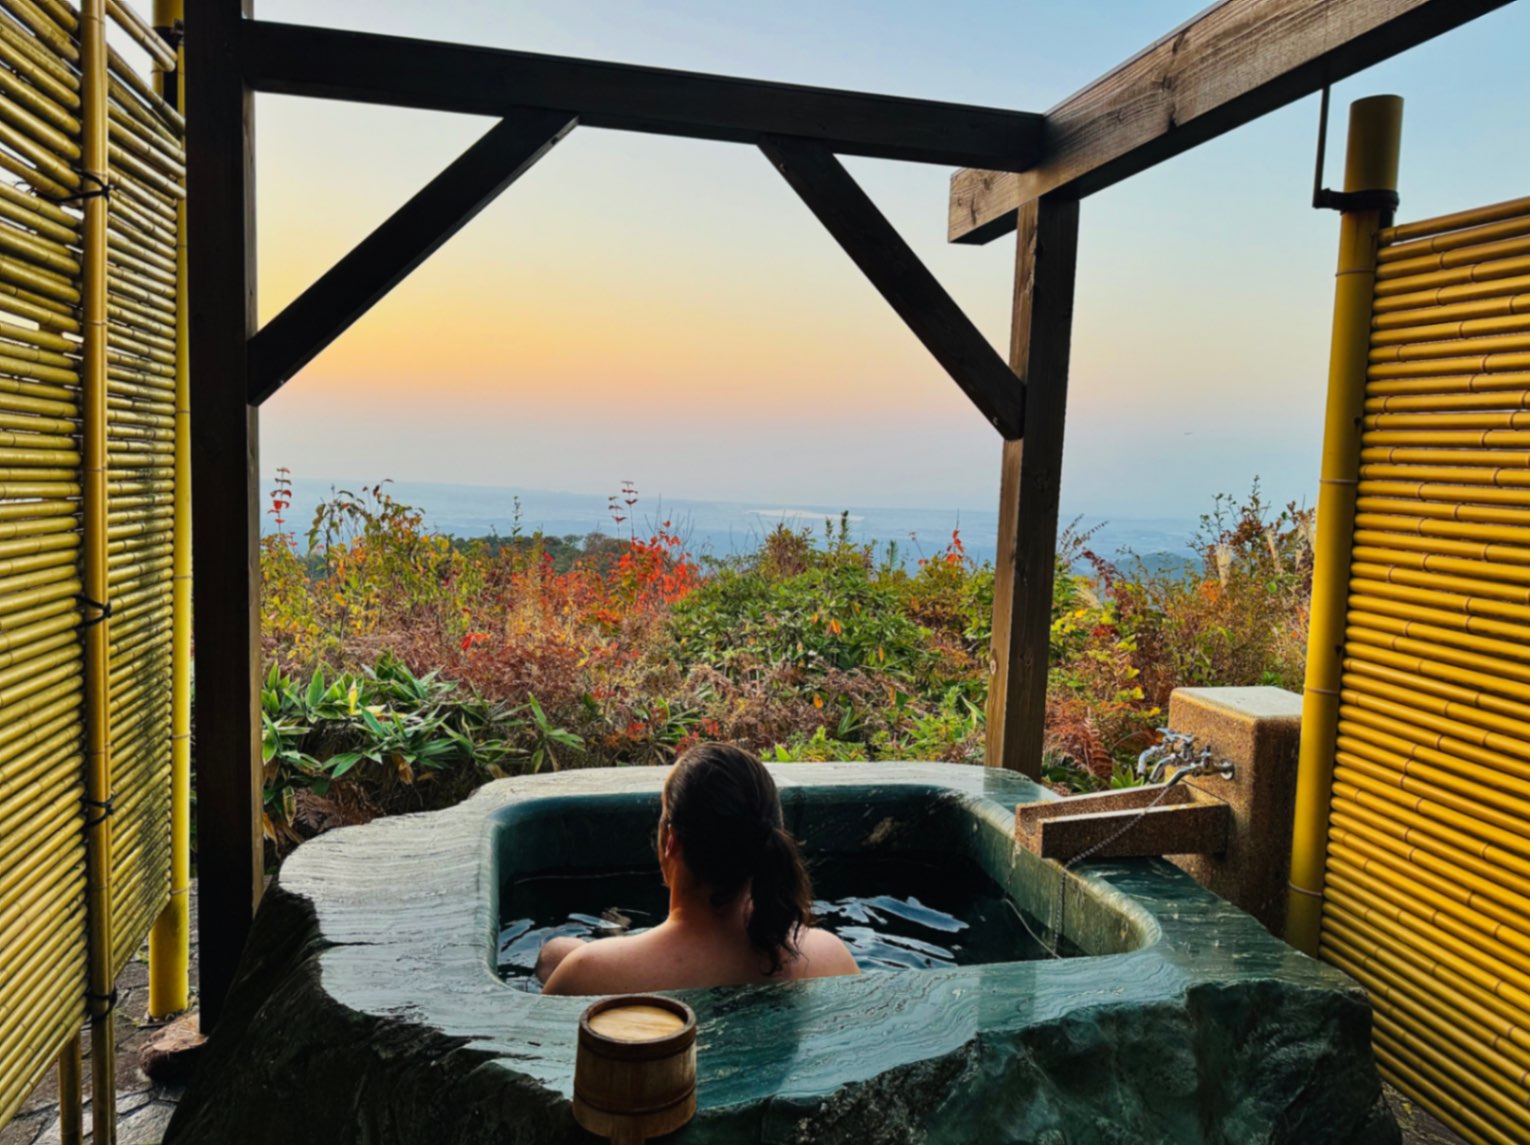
[1015,732,1233,959]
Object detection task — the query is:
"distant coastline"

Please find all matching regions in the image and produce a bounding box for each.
[262,475,1202,571]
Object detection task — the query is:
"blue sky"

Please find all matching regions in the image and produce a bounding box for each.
[252,1,1530,519]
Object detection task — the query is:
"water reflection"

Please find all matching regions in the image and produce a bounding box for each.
[498,853,1059,988]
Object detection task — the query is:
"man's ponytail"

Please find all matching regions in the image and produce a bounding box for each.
[746,824,814,974]
[663,745,815,975]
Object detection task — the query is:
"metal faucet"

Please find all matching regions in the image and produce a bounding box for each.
[1136,729,1235,785]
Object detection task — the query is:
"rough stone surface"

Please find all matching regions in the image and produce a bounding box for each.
[138,1015,206,1086]
[163,763,1398,1145]
[1167,686,1305,935]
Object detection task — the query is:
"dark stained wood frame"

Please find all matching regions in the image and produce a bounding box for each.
[187,0,1506,1026]
[243,19,1042,171]
[192,0,1029,1025]
[760,138,1022,439]
[965,0,1514,781]
[248,112,577,404]
[986,196,1079,772]
[186,0,261,1032]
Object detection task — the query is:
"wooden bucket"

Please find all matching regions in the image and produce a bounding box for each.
[572,995,698,1144]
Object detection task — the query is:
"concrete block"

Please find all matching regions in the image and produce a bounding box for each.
[1016,783,1229,862]
[1166,686,1303,937]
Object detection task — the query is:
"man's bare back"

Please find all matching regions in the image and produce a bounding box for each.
[540,910,856,994]
[536,745,859,995]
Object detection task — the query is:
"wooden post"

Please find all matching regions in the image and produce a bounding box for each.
[985,195,1080,774]
[185,0,262,1030]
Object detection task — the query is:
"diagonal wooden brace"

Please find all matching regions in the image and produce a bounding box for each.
[247,110,576,404]
[761,136,1023,438]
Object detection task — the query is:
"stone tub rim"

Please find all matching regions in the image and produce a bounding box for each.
[266,760,1370,1117]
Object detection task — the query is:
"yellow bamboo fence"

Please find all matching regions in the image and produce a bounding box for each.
[1313,190,1530,1145]
[0,0,185,1140]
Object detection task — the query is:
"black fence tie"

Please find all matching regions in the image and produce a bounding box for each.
[81,794,114,827]
[49,171,113,204]
[75,593,112,628]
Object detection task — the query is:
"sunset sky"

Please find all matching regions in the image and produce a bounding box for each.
[252,1,1530,520]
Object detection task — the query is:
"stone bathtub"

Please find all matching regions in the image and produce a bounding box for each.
[165,763,1397,1144]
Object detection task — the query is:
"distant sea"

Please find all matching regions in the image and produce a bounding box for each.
[265,476,1202,573]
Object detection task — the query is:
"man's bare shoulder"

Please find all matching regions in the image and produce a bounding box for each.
[795,926,860,978]
[543,933,645,995]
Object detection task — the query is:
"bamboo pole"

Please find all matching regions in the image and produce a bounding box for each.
[1381,211,1530,265]
[1360,478,1530,507]
[1346,643,1530,710]
[1328,845,1530,963]
[1333,775,1530,886]
[1350,609,1530,676]
[1374,274,1530,317]
[1376,1039,1521,1145]
[1345,622,1530,690]
[1332,816,1530,932]
[1344,655,1530,736]
[1361,462,1530,488]
[2,0,77,61]
[1376,232,1530,280]
[1376,255,1530,299]
[0,19,78,99]
[1376,296,1530,335]
[1372,1005,1530,1136]
[1334,747,1530,855]
[0,52,77,134]
[107,0,176,71]
[1372,314,1530,349]
[1384,196,1530,246]
[78,0,116,1139]
[142,0,187,1019]
[1369,352,1530,380]
[107,44,181,134]
[1368,388,1530,413]
[1332,798,1530,907]
[1368,409,1530,431]
[1351,581,1530,632]
[56,1033,80,1145]
[1327,877,1530,1011]
[0,970,84,1108]
[1325,936,1530,1094]
[1287,95,1404,954]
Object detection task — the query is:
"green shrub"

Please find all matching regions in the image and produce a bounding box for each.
[259,653,578,854]
[257,479,1313,838]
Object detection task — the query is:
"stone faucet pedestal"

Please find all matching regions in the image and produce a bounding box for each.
[1164,685,1304,937]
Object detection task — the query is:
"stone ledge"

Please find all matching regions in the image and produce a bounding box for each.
[163,763,1395,1145]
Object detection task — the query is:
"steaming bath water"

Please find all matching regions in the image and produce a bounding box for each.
[497,852,1073,988]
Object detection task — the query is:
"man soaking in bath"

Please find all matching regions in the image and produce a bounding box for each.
[537,744,859,993]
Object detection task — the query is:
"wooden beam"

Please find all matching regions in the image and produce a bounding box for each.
[185,0,262,1029]
[244,19,1042,171]
[248,112,575,405]
[948,0,1512,244]
[760,138,1022,438]
[986,195,1080,775]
